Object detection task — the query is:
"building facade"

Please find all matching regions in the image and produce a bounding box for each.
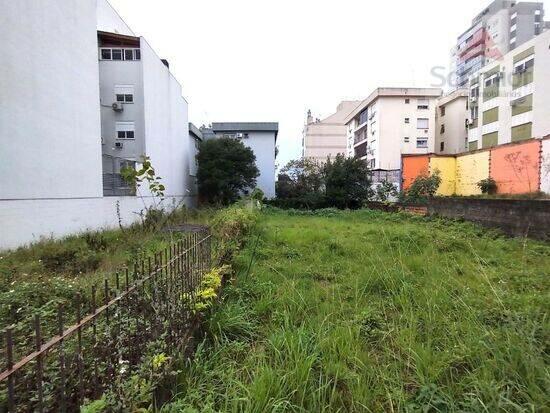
[345,88,442,171]
[435,89,470,155]
[209,123,279,199]
[467,29,550,150]
[0,0,194,250]
[451,0,547,88]
[302,101,360,163]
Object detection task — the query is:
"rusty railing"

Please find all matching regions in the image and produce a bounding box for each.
[0,230,212,412]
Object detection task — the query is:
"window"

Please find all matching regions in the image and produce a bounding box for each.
[404,137,410,143]
[359,108,368,125]
[514,58,534,74]
[369,159,376,168]
[114,85,134,103]
[417,99,429,110]
[416,138,428,148]
[404,118,410,124]
[440,124,445,134]
[116,121,135,139]
[417,118,429,129]
[440,106,446,116]
[440,142,445,151]
[405,98,410,104]
[112,49,123,60]
[99,48,141,61]
[485,73,500,87]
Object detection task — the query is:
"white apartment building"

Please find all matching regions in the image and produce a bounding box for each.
[451,0,548,88]
[345,88,442,171]
[302,101,360,163]
[467,29,550,150]
[435,90,470,154]
[0,0,195,250]
[207,123,279,199]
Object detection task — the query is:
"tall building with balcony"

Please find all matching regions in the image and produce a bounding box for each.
[344,88,442,172]
[467,29,550,150]
[451,1,547,88]
[302,101,360,163]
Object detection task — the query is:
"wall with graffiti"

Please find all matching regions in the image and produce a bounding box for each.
[402,137,549,196]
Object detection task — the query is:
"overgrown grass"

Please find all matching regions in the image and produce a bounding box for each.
[164,208,550,412]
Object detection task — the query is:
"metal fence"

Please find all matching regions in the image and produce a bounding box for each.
[102,154,136,197]
[0,230,212,412]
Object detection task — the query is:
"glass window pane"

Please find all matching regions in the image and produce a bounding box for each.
[112,49,123,60]
[126,131,134,139]
[117,131,126,139]
[116,94,125,102]
[124,49,134,60]
[135,49,141,60]
[124,94,133,103]
[101,49,112,60]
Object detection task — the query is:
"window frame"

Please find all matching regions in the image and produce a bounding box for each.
[416,138,428,149]
[417,118,429,129]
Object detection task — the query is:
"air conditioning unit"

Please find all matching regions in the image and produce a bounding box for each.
[112,102,124,112]
[115,142,123,149]
[235,132,244,139]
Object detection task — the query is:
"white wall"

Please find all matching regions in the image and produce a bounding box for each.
[141,39,190,197]
[96,0,135,36]
[241,132,276,198]
[0,0,103,199]
[0,196,191,251]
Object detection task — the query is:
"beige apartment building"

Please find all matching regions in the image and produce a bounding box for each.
[302,101,359,163]
[435,89,470,155]
[345,88,442,171]
[468,29,550,150]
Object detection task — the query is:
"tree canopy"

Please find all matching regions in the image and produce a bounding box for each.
[197,138,259,205]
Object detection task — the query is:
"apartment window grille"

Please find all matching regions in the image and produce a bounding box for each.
[440,142,445,151]
[359,109,369,125]
[417,99,429,110]
[116,121,135,139]
[417,118,429,129]
[404,137,410,143]
[100,48,141,61]
[405,118,410,124]
[416,138,428,148]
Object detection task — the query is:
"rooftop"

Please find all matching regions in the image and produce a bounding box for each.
[211,122,279,139]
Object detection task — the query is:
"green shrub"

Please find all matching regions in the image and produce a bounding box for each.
[402,171,442,204]
[39,241,102,273]
[477,177,497,195]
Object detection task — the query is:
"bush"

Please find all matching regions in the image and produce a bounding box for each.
[477,178,497,195]
[39,241,102,274]
[402,172,442,204]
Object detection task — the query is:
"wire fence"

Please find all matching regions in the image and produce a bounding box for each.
[0,229,212,412]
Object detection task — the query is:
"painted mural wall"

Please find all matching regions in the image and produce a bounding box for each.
[402,155,429,191]
[456,152,490,196]
[402,138,549,197]
[490,141,540,194]
[429,157,456,196]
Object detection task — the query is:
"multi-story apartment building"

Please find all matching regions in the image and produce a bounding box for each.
[0,0,195,250]
[451,0,547,88]
[345,88,442,171]
[205,123,279,199]
[435,90,470,154]
[467,29,550,150]
[302,101,360,163]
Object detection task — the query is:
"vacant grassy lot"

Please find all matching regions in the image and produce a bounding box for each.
[167,209,550,412]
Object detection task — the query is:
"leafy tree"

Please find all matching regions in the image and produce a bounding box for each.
[197,138,259,205]
[324,154,373,209]
[275,158,326,208]
[374,180,398,203]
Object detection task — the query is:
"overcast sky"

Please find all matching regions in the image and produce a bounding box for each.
[108,0,549,169]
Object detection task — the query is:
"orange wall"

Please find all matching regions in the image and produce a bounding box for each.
[490,141,541,194]
[402,155,429,190]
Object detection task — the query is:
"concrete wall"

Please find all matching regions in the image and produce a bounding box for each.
[0,196,190,251]
[141,39,189,198]
[490,140,540,194]
[455,151,490,195]
[541,139,550,194]
[428,198,550,240]
[402,155,430,191]
[242,132,276,199]
[429,156,456,195]
[0,0,103,200]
